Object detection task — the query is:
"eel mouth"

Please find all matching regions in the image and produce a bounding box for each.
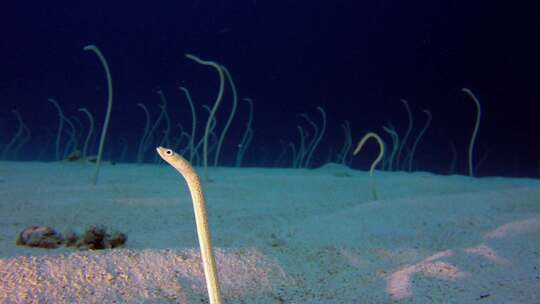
[156,146,167,158]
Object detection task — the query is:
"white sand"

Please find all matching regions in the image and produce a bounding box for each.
[1,161,540,303]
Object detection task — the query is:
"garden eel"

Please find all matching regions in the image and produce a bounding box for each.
[353,132,385,201]
[156,147,222,304]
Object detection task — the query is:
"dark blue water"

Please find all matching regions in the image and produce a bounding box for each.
[1,1,539,177]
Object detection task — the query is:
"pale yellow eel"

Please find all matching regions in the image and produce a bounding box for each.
[156,147,223,304]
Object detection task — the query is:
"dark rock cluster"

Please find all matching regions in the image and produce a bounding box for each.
[16,225,127,250]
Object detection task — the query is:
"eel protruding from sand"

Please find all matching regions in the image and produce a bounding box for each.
[156,146,222,304]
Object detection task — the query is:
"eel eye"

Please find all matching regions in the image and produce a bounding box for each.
[165,149,173,156]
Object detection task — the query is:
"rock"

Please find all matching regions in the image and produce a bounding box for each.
[77,226,127,250]
[64,230,79,247]
[64,150,81,161]
[106,232,127,248]
[16,226,63,249]
[78,225,107,250]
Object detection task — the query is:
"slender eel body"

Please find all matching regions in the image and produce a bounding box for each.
[156,147,222,304]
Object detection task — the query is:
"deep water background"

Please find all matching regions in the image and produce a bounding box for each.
[1,1,539,177]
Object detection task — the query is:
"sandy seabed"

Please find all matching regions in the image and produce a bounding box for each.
[1,161,540,303]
